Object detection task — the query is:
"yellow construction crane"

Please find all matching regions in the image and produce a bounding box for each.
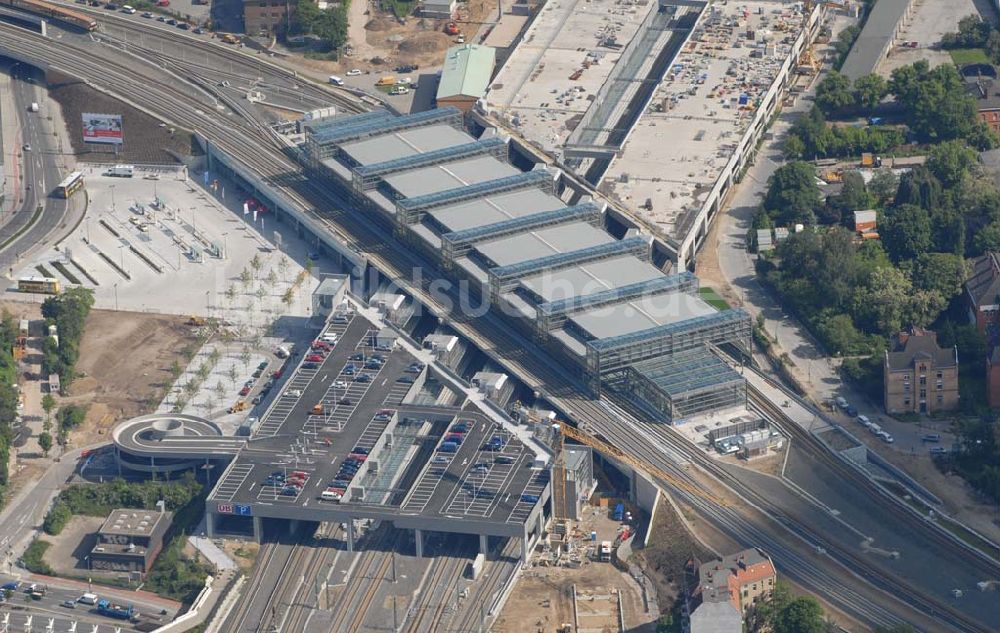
[554,423,731,509]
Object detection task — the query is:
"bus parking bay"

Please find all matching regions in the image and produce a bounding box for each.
[207,314,549,542]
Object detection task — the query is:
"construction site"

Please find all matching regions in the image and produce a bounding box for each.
[484,0,831,269]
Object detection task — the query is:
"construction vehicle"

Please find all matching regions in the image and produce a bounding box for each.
[444,21,460,35]
[311,403,324,415]
[187,315,206,326]
[376,75,396,87]
[221,33,240,44]
[228,400,247,414]
[96,599,136,620]
[552,423,730,518]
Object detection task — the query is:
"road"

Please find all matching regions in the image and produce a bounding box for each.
[1,17,997,633]
[0,62,76,274]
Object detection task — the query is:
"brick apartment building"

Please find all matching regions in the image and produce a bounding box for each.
[883,328,959,415]
[244,0,296,35]
[962,64,1000,133]
[690,548,777,633]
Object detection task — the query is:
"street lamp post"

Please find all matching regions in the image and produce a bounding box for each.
[113,283,119,311]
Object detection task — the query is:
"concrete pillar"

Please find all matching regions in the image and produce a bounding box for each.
[414,529,423,558]
[521,527,529,564]
[289,519,298,535]
[206,512,215,539]
[537,510,545,539]
[346,520,355,552]
[480,534,489,557]
[253,516,263,543]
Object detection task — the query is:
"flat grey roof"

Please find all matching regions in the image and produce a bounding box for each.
[840,0,912,80]
[340,124,473,166]
[475,222,613,267]
[428,188,565,233]
[383,155,518,198]
[570,291,717,340]
[550,327,588,357]
[518,255,663,303]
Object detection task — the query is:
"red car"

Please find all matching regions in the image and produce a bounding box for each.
[272,369,283,379]
[239,385,251,396]
[312,341,331,351]
[305,354,324,363]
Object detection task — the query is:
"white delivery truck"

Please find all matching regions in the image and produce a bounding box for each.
[108,164,135,178]
[328,75,344,86]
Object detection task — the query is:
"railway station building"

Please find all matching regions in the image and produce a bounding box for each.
[301,108,751,422]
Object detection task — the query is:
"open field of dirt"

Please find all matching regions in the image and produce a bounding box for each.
[62,309,200,446]
[41,515,106,577]
[46,71,199,165]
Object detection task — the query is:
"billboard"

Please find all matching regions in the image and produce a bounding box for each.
[82,113,123,145]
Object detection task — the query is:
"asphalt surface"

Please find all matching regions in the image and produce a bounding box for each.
[0,63,74,274]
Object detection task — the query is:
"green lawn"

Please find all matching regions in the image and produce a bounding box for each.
[698,287,730,311]
[948,48,991,65]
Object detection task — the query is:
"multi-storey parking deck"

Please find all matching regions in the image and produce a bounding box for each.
[203,309,549,558]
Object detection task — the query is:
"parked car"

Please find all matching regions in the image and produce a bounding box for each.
[856,415,871,427]
[350,353,365,361]
[921,433,942,442]
[239,385,251,396]
[141,11,153,17]
[845,405,858,417]
[305,354,324,363]
[353,374,371,383]
[334,380,348,389]
[346,69,362,76]
[929,446,948,454]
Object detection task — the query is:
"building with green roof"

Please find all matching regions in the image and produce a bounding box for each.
[435,44,496,113]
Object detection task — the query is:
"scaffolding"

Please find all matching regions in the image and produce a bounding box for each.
[395,170,555,225]
[487,236,650,302]
[612,348,746,423]
[440,202,604,260]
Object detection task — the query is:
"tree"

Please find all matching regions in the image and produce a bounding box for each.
[940,15,990,49]
[41,394,56,432]
[225,284,237,304]
[988,30,1000,63]
[881,204,932,262]
[784,134,806,159]
[911,253,967,299]
[239,268,252,290]
[895,167,942,211]
[854,74,888,110]
[974,221,1000,254]
[773,596,826,633]
[282,288,295,309]
[825,170,873,225]
[815,71,855,113]
[926,139,978,188]
[227,364,239,387]
[764,162,821,225]
[868,168,899,206]
[240,346,252,369]
[38,432,52,458]
[250,254,262,279]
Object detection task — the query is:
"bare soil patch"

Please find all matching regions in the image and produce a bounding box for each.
[62,309,199,446]
[45,71,200,165]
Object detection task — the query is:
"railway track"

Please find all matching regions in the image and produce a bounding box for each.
[2,21,997,632]
[224,540,294,632]
[403,554,465,633]
[446,538,521,633]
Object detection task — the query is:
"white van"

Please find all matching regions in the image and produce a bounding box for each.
[78,593,99,605]
[328,75,344,86]
[856,415,871,428]
[320,489,341,501]
[121,5,136,13]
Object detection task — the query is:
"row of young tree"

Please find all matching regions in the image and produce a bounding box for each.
[0,313,18,504]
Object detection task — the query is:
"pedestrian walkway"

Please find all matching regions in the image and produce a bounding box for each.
[188,535,237,571]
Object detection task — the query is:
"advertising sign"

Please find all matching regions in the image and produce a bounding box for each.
[82,113,124,145]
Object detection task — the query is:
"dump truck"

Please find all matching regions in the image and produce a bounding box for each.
[187,315,206,326]
[444,21,460,35]
[228,400,247,414]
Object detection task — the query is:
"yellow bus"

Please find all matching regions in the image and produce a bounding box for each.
[54,171,84,199]
[17,276,60,294]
